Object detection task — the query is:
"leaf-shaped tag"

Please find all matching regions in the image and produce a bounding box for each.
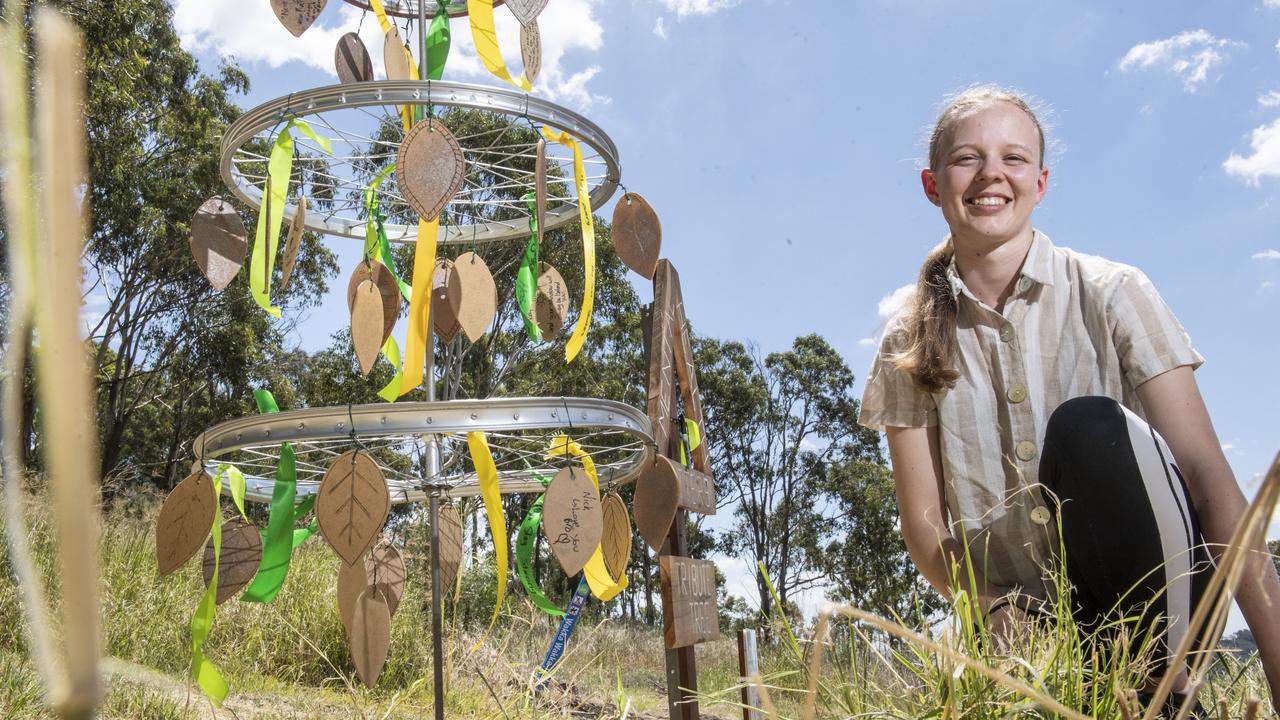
[601,493,632,581]
[351,279,385,376]
[279,196,307,292]
[156,470,218,577]
[534,263,569,340]
[337,551,369,633]
[506,0,548,25]
[541,468,603,577]
[317,450,391,566]
[350,586,391,688]
[383,25,411,81]
[370,542,407,617]
[347,261,400,345]
[270,0,328,37]
[438,502,464,594]
[519,20,541,84]
[335,31,374,83]
[396,122,465,222]
[633,456,680,552]
[189,197,247,291]
[432,259,461,344]
[448,252,497,342]
[202,518,262,604]
[612,192,662,279]
[534,139,547,246]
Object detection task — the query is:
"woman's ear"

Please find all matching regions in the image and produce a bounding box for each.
[921,168,942,207]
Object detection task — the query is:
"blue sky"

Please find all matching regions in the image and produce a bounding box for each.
[171,0,1280,618]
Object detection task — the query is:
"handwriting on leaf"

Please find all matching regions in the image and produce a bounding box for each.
[542,468,602,576]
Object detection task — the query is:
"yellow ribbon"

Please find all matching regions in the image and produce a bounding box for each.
[399,217,438,396]
[368,0,418,129]
[191,472,227,705]
[468,0,533,91]
[540,127,596,364]
[547,436,628,600]
[468,431,507,651]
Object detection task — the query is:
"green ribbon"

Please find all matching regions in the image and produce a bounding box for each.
[241,389,298,604]
[250,119,332,317]
[426,2,451,81]
[363,164,411,302]
[515,471,562,617]
[516,192,541,342]
[191,468,228,705]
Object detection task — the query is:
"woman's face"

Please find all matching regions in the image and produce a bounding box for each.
[921,102,1049,247]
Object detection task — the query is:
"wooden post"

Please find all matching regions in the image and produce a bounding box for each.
[737,629,761,720]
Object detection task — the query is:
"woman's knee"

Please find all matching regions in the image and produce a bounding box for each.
[1043,395,1125,455]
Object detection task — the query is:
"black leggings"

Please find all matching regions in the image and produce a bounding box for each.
[1039,396,1217,672]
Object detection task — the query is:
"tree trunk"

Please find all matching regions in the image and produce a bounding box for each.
[642,549,655,625]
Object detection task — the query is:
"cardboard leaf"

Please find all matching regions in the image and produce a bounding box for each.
[156,470,218,577]
[395,122,465,222]
[317,450,391,566]
[383,25,411,81]
[612,192,662,279]
[519,20,541,83]
[346,261,400,345]
[541,468,603,577]
[438,502,464,594]
[202,518,263,605]
[370,541,407,618]
[534,139,546,246]
[448,252,497,342]
[601,493,632,581]
[350,586,391,688]
[351,279,385,376]
[335,32,374,83]
[633,456,681,552]
[506,0,548,25]
[279,196,306,292]
[337,551,370,633]
[432,259,461,344]
[189,197,247,291]
[271,0,328,37]
[534,263,569,340]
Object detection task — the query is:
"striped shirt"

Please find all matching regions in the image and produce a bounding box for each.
[858,230,1203,599]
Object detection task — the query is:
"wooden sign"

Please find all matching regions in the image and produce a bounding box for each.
[155,470,218,577]
[448,251,497,342]
[351,279,385,376]
[350,586,391,688]
[659,556,720,649]
[601,493,631,580]
[613,193,662,279]
[396,121,465,222]
[189,197,247,291]
[541,467,603,576]
[202,518,263,605]
[278,196,306,292]
[383,25,410,81]
[506,0,548,25]
[534,262,569,340]
[346,261,400,344]
[437,502,464,593]
[335,32,374,84]
[316,450,391,567]
[519,20,541,83]
[271,0,327,37]
[431,259,462,344]
[647,260,712,477]
[634,456,716,552]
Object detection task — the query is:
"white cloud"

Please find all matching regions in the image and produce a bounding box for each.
[1224,118,1280,185]
[172,0,609,109]
[1261,280,1277,294]
[1268,0,1280,9]
[660,0,741,17]
[1117,29,1245,91]
[1253,249,1280,260]
[1260,91,1280,108]
[857,337,879,348]
[877,284,915,322]
[653,16,668,40]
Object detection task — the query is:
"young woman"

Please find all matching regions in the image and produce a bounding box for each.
[858,86,1280,715]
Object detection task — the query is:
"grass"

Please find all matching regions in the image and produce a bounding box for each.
[1,475,1277,719]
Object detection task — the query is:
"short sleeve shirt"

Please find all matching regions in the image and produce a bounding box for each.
[858,230,1203,599]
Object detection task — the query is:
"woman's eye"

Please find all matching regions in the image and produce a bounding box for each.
[953,155,977,164]
[1005,155,1026,163]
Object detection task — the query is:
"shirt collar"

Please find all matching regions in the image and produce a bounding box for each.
[943,229,1055,299]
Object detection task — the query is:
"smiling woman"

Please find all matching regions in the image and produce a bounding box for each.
[857,85,1280,718]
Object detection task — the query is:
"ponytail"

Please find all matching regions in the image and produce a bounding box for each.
[892,239,959,393]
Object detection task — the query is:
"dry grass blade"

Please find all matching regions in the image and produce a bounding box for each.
[802,609,830,720]
[750,674,778,719]
[1143,450,1280,720]
[1243,698,1260,720]
[33,8,103,717]
[831,605,1091,720]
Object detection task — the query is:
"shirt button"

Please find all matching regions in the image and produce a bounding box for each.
[1015,441,1037,462]
[1017,277,1032,293]
[999,324,1014,343]
[1007,384,1027,404]
[1030,505,1051,525]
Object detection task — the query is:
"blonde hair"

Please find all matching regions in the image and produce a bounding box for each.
[894,85,1048,393]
